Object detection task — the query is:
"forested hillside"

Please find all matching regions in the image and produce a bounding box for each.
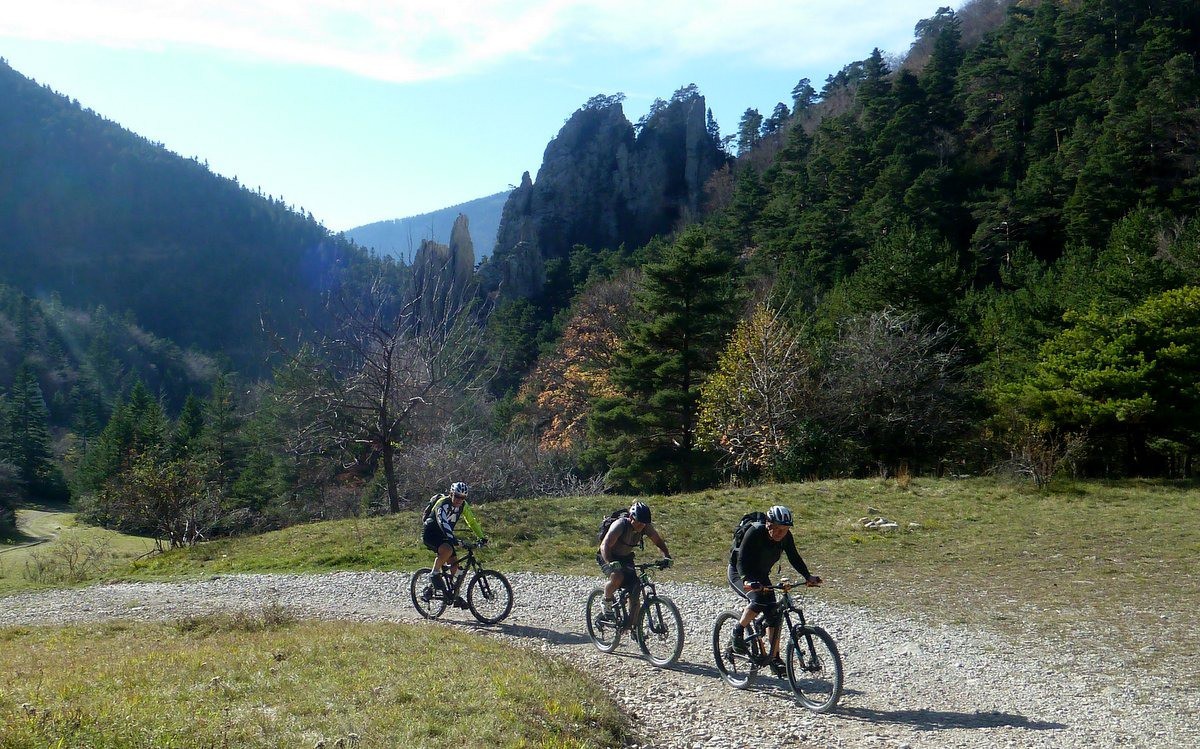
[501,0,1200,490]
[0,59,372,370]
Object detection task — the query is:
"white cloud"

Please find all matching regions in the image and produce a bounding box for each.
[0,0,934,81]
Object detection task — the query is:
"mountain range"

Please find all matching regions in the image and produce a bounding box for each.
[344,191,509,263]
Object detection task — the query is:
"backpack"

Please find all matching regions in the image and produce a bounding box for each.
[729,511,768,566]
[597,508,647,550]
[596,508,630,543]
[421,494,450,525]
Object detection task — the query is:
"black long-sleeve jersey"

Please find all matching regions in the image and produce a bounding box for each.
[734,522,812,583]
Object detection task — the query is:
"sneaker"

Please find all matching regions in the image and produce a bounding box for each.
[770,657,787,678]
[419,586,433,603]
[452,596,470,609]
[731,632,749,655]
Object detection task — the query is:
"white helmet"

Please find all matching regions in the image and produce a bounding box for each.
[450,481,469,497]
[766,505,793,526]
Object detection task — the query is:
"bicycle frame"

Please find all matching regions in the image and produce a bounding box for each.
[440,542,484,597]
[611,561,664,626]
[743,583,809,663]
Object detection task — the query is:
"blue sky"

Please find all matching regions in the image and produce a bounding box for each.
[1,1,942,232]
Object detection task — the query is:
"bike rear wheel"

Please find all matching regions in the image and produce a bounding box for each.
[636,595,683,667]
[467,569,514,624]
[585,587,621,653]
[410,567,446,619]
[786,625,844,713]
[712,611,755,688]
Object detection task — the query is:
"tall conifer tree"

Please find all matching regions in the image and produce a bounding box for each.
[589,228,741,492]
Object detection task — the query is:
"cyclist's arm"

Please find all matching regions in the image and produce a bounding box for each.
[599,518,624,563]
[781,532,814,581]
[736,523,766,582]
[646,525,670,558]
[461,503,484,539]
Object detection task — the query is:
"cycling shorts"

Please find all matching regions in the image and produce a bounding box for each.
[728,565,780,624]
[596,553,640,591]
[422,521,453,553]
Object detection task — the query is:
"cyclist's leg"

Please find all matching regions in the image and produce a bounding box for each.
[624,562,644,627]
[764,599,785,659]
[433,543,456,587]
[597,553,622,600]
[597,553,627,619]
[423,522,451,588]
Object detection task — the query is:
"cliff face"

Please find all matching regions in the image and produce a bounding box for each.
[411,213,475,326]
[481,91,728,299]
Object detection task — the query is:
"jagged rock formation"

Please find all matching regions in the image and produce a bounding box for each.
[411,213,476,328]
[480,89,729,299]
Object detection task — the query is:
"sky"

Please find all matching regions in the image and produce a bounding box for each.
[1,1,943,232]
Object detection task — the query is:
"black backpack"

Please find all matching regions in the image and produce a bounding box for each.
[596,508,630,543]
[421,494,450,525]
[728,511,768,566]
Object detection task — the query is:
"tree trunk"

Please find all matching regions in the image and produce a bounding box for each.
[383,443,401,513]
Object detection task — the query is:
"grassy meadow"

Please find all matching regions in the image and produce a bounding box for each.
[0,610,627,748]
[118,477,1200,662]
[0,503,156,596]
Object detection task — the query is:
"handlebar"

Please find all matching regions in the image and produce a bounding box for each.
[748,576,821,593]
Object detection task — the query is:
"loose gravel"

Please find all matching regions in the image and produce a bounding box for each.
[2,571,1196,748]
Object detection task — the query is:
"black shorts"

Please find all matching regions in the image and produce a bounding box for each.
[422,521,451,552]
[729,565,780,622]
[596,553,640,591]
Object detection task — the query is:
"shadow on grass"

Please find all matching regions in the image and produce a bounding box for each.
[836,706,1067,732]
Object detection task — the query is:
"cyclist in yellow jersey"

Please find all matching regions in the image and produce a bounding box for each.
[421,482,485,607]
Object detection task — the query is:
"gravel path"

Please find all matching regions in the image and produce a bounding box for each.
[2,571,1196,748]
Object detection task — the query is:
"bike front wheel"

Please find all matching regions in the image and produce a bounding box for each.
[467,569,514,624]
[410,567,446,619]
[786,625,844,713]
[712,611,755,689]
[585,587,621,653]
[636,595,683,667]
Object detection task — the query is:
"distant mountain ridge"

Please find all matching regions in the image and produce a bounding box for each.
[345,191,509,263]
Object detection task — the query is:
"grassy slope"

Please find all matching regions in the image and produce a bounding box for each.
[0,505,156,595]
[120,478,1200,663]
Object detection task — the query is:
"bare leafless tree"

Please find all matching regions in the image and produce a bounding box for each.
[818,309,971,475]
[268,266,491,512]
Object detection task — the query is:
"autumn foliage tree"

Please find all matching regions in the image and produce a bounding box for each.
[697,304,815,478]
[522,270,636,452]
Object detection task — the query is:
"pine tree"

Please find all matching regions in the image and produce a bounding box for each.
[172,394,206,459]
[8,365,67,500]
[736,108,764,155]
[588,228,741,492]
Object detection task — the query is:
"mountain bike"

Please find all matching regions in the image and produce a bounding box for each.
[584,559,683,667]
[410,539,514,624]
[712,579,843,713]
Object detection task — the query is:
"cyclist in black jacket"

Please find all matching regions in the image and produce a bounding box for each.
[728,505,822,675]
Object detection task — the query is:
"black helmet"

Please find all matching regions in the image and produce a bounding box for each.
[629,502,651,523]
